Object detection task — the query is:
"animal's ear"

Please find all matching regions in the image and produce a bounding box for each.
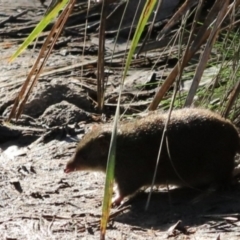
[98,133,110,155]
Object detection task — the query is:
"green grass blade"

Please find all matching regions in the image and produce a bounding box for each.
[9,0,69,62]
[100,106,119,238]
[123,0,157,80]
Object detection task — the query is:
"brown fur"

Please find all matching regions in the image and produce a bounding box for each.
[65,108,240,204]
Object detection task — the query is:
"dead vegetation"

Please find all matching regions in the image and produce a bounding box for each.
[0,0,240,239]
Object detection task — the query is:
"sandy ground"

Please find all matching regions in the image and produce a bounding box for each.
[1,1,240,239]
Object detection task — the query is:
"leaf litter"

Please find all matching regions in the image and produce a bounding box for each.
[0,0,240,239]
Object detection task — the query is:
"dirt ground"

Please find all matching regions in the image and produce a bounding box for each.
[1,1,240,239]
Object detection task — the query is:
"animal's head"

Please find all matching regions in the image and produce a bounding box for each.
[64,125,111,173]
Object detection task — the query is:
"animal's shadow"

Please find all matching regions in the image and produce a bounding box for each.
[113,185,240,230]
